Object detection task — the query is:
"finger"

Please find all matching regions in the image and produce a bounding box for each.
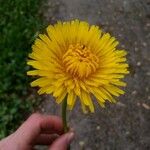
[41,115,63,135]
[35,134,59,145]
[49,132,74,150]
[15,113,63,145]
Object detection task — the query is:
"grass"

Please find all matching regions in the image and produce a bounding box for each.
[0,0,45,139]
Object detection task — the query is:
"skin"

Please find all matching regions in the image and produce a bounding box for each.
[0,113,74,150]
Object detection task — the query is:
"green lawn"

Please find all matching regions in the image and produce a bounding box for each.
[0,0,45,139]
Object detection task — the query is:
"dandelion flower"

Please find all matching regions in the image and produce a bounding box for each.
[27,20,129,113]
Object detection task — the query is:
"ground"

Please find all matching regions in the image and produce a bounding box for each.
[37,0,150,149]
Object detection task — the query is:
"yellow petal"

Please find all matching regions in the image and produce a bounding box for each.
[100,87,116,103]
[31,78,52,87]
[104,85,124,96]
[110,79,127,87]
[88,87,105,103]
[38,85,54,95]
[56,91,67,104]
[53,85,65,97]
[67,91,76,110]
[27,70,39,76]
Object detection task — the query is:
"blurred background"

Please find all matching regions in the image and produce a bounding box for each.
[0,0,149,149]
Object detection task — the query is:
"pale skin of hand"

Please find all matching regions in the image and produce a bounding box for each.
[0,113,74,150]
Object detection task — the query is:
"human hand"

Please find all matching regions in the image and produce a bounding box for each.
[0,113,74,150]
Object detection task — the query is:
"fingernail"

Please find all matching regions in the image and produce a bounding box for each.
[66,132,74,143]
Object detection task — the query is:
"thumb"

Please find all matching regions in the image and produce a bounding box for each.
[49,132,74,150]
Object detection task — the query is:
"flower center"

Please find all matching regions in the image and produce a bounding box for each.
[63,43,99,78]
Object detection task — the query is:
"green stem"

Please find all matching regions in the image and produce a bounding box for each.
[62,95,68,132]
[62,95,70,150]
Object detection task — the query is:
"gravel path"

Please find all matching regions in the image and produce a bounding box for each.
[38,0,150,149]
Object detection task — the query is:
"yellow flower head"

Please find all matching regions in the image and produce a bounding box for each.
[27,20,129,113]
